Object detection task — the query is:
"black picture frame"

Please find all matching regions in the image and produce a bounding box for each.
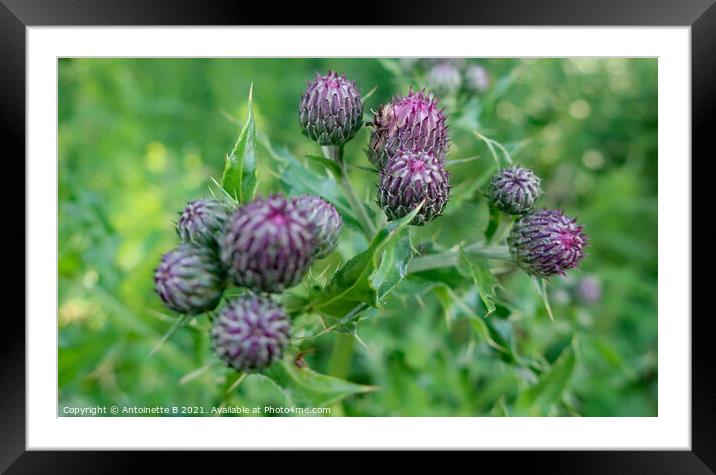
[2,0,713,472]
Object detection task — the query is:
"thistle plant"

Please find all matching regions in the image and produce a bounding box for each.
[299,71,363,147]
[211,294,291,371]
[221,194,317,293]
[368,89,449,169]
[377,150,450,225]
[154,243,226,315]
[149,62,594,415]
[292,195,343,259]
[488,166,542,215]
[177,198,234,247]
[508,209,587,277]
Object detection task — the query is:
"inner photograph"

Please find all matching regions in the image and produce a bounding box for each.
[58,57,658,417]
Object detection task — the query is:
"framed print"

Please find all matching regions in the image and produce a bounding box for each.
[3,0,714,471]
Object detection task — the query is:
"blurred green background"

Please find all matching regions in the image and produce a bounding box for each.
[58,58,657,416]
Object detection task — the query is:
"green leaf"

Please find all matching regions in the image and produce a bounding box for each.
[433,283,457,329]
[467,312,519,365]
[262,359,376,408]
[304,153,342,177]
[310,204,423,319]
[222,83,258,204]
[458,251,498,318]
[372,234,415,301]
[515,341,577,415]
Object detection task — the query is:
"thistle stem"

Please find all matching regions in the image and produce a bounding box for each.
[323,145,377,239]
[407,244,512,274]
[321,144,373,416]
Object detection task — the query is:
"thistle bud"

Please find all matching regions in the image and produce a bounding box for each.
[154,243,226,315]
[176,198,234,247]
[427,62,462,96]
[221,195,316,293]
[575,275,602,305]
[368,89,449,169]
[488,166,542,215]
[377,150,450,226]
[292,195,342,259]
[464,64,490,93]
[508,209,587,277]
[211,294,290,371]
[299,71,363,146]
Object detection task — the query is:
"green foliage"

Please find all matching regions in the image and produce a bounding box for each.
[308,204,422,319]
[263,359,376,408]
[222,84,258,203]
[58,58,657,417]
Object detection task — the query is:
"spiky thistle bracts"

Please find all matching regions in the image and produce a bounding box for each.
[368,89,449,170]
[154,243,226,315]
[211,294,291,371]
[488,166,543,215]
[220,194,317,293]
[176,198,234,247]
[377,150,450,226]
[292,195,342,259]
[508,209,587,277]
[299,71,363,147]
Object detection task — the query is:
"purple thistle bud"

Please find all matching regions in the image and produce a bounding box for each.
[368,89,449,170]
[211,294,290,371]
[154,243,226,315]
[575,275,602,305]
[292,195,342,259]
[177,198,234,247]
[488,166,543,215]
[427,62,462,96]
[221,195,316,293]
[377,150,451,226]
[464,64,490,93]
[508,209,587,277]
[299,71,363,146]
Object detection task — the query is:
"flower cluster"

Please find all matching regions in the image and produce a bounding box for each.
[369,90,451,225]
[155,192,341,371]
[484,162,586,277]
[299,72,452,227]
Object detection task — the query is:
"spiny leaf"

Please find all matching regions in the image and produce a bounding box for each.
[262,359,377,408]
[458,250,498,318]
[310,203,423,319]
[372,234,415,302]
[222,83,258,204]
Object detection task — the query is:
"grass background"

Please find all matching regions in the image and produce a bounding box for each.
[58,58,657,416]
